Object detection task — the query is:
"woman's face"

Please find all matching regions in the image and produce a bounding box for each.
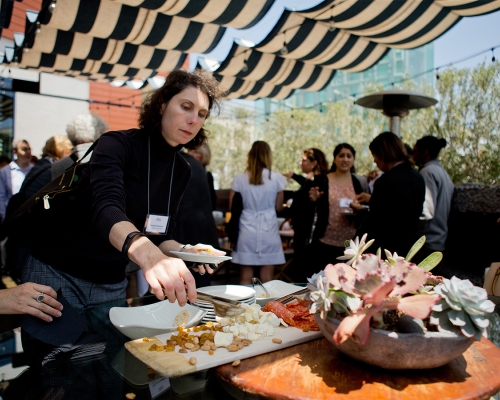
[300,155,317,174]
[160,86,209,147]
[334,148,354,173]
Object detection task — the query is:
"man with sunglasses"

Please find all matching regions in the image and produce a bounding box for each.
[0,139,34,222]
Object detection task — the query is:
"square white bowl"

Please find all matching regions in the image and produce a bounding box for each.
[254,280,305,306]
[109,301,207,340]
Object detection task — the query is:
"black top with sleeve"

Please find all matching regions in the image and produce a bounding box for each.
[30,129,191,284]
[356,163,425,256]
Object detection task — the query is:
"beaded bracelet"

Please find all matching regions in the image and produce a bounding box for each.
[122,231,144,261]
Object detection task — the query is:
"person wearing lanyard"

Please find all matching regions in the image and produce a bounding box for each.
[22,69,225,312]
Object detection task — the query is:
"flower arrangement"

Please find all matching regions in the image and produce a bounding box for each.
[309,234,495,345]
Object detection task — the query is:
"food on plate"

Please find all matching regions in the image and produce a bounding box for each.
[195,248,213,255]
[174,310,190,326]
[214,332,233,347]
[232,360,241,367]
[189,357,197,365]
[126,393,136,399]
[263,299,319,331]
[142,337,149,342]
[262,301,296,325]
[272,338,283,344]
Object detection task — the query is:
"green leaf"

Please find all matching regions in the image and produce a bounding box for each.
[406,236,426,262]
[418,252,443,271]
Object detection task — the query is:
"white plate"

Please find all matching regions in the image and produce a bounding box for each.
[193,296,256,307]
[109,301,206,340]
[197,285,256,301]
[254,280,306,306]
[170,251,231,264]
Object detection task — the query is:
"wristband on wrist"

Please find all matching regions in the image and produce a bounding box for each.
[179,244,191,252]
[122,231,144,261]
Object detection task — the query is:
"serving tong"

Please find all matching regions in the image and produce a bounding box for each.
[252,277,270,298]
[196,292,246,318]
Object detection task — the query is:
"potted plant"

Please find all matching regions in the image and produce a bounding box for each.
[308,234,495,369]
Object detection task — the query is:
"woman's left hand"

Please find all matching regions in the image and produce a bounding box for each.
[183,244,226,275]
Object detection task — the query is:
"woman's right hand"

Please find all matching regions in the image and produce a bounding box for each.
[309,186,323,202]
[282,172,294,180]
[142,254,196,306]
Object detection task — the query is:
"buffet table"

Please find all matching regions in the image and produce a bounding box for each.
[1,295,500,400]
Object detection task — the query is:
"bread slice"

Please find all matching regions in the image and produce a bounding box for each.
[174,310,190,326]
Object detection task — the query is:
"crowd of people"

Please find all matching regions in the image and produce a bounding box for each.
[224,131,454,285]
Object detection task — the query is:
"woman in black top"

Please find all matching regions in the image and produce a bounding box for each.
[23,70,225,310]
[285,148,328,256]
[352,132,425,256]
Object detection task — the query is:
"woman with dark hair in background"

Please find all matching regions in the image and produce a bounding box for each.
[301,143,364,276]
[230,141,286,284]
[412,136,454,265]
[284,148,328,256]
[352,132,425,256]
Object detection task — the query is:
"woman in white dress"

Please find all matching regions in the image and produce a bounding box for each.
[229,141,286,284]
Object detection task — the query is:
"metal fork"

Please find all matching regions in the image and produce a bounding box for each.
[196,292,246,318]
[276,287,310,305]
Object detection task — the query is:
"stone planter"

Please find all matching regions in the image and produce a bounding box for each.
[315,314,474,369]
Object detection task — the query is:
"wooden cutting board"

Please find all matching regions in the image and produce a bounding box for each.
[124,327,322,378]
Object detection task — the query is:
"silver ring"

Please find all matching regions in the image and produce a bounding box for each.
[36,294,45,303]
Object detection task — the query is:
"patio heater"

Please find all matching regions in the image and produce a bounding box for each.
[355,90,437,136]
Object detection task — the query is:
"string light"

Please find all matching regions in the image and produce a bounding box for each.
[328,17,335,32]
[280,40,288,55]
[435,68,439,80]
[242,59,249,72]
[492,48,496,62]
[48,1,57,12]
[36,22,41,35]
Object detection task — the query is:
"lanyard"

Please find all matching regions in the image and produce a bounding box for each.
[147,134,175,218]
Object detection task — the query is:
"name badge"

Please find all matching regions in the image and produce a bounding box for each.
[339,198,353,208]
[144,214,169,235]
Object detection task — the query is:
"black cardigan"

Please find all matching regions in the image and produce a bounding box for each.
[356,163,425,256]
[30,129,191,283]
[289,174,364,252]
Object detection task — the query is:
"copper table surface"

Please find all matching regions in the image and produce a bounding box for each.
[216,336,500,400]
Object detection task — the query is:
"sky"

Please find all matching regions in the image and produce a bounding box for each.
[191,0,500,72]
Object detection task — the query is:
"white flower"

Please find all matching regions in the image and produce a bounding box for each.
[307,270,327,291]
[383,250,405,266]
[309,276,335,314]
[337,234,375,267]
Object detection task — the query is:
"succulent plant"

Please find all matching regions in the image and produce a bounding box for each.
[430,276,495,341]
[322,255,440,345]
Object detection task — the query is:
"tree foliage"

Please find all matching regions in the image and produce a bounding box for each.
[206,62,500,188]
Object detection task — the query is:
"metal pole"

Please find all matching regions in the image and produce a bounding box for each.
[389,116,401,136]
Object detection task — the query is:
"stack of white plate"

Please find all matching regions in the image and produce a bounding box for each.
[193,285,256,323]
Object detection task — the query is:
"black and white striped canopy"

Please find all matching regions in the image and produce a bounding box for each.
[3,0,500,98]
[210,0,500,99]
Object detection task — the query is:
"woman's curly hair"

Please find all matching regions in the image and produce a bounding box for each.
[139,69,224,150]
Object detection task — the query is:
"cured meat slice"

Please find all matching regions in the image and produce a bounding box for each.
[262,301,295,326]
[263,300,320,331]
